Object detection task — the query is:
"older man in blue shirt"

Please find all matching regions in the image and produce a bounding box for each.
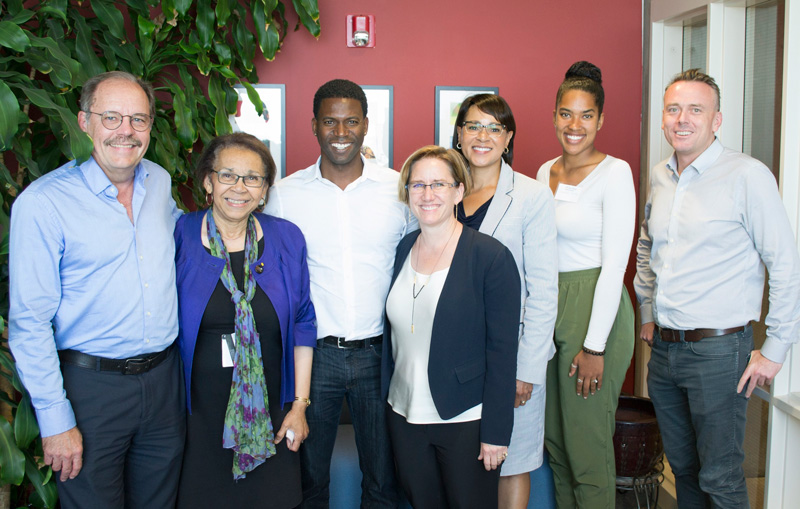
[635,69,800,508]
[9,71,184,508]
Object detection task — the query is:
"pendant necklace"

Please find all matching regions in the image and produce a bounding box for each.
[411,223,457,333]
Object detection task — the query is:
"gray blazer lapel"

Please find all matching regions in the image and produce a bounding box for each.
[480,161,514,236]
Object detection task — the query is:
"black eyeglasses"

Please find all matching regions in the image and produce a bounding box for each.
[86,111,152,132]
[212,170,266,188]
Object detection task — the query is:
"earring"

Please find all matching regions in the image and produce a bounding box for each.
[206,193,213,206]
[504,147,509,154]
[456,142,462,149]
[259,197,265,207]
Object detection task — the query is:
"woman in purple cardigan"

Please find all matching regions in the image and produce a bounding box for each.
[175,133,316,508]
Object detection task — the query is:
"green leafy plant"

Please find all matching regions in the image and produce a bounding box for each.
[0,316,58,508]
[0,0,320,505]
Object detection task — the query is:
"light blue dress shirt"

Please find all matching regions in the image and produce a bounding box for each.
[9,157,181,437]
[635,139,800,363]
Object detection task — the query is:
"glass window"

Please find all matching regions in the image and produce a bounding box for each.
[682,15,708,72]
[743,0,784,178]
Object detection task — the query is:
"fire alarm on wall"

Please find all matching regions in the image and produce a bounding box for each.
[347,14,375,48]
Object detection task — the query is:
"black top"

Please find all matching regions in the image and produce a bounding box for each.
[457,197,493,231]
[177,238,302,508]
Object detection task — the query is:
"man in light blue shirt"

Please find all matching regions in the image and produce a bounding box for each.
[635,69,800,507]
[9,71,184,508]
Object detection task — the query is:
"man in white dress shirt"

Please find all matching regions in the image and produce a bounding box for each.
[265,79,414,508]
[635,69,800,507]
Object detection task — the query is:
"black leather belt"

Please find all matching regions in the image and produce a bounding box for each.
[658,326,745,343]
[58,345,172,375]
[320,335,382,349]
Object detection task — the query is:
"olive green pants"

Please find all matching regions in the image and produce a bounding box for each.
[544,268,635,509]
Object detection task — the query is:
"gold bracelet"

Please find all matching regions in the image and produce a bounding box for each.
[295,397,311,406]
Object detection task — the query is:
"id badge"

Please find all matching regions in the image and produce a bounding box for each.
[221,333,237,367]
[554,183,581,202]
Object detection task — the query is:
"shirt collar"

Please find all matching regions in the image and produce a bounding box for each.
[666,138,724,176]
[79,157,147,197]
[304,155,377,184]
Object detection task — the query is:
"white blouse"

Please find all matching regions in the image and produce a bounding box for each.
[386,254,481,424]
[536,155,636,351]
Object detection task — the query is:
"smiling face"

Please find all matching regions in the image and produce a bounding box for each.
[553,89,604,157]
[204,147,268,226]
[312,98,368,172]
[457,106,513,172]
[78,78,151,182]
[408,157,464,229]
[662,80,722,170]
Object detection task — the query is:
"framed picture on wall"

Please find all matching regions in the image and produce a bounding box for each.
[231,84,286,179]
[360,85,394,169]
[434,86,499,148]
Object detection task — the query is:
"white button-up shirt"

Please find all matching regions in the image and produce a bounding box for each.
[634,139,800,363]
[265,157,416,341]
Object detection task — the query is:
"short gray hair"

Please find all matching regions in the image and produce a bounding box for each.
[80,71,156,119]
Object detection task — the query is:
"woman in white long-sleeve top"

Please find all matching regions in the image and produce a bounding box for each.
[537,61,636,509]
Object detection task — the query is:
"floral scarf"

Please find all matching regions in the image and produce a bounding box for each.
[206,211,275,480]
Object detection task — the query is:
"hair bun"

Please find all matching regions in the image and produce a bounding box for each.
[565,61,602,84]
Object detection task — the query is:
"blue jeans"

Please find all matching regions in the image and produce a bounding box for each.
[647,326,752,508]
[300,340,398,508]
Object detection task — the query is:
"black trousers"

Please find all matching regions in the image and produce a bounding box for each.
[387,408,499,509]
[57,346,186,509]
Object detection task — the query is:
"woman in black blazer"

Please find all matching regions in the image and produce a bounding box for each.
[381,146,521,509]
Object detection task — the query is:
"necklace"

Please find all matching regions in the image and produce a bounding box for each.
[411,223,457,333]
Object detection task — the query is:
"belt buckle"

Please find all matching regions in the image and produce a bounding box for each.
[123,358,151,375]
[337,337,347,348]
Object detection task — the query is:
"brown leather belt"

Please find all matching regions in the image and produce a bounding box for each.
[657,326,745,343]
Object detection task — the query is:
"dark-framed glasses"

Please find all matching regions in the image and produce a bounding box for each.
[461,121,506,138]
[86,111,152,132]
[405,182,459,194]
[212,169,266,188]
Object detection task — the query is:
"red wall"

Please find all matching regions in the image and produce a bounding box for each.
[257,0,643,185]
[260,1,643,392]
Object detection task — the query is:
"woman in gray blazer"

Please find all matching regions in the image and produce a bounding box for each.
[452,94,559,509]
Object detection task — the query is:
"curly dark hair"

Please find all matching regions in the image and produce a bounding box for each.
[313,79,368,118]
[555,61,605,114]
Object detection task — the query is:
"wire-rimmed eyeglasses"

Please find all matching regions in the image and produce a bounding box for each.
[405,182,459,194]
[85,111,152,132]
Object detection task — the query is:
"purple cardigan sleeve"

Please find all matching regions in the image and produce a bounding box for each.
[175,212,316,411]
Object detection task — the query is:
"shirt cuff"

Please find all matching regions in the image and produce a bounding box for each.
[760,337,792,365]
[639,304,654,325]
[34,400,77,438]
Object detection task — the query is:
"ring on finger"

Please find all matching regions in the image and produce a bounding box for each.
[570,363,578,369]
[592,379,599,384]
[577,378,583,383]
